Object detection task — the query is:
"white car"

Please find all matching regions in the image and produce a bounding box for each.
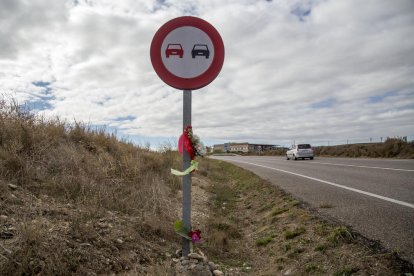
[286,144,314,160]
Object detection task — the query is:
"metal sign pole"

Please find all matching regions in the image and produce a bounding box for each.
[182,89,192,256]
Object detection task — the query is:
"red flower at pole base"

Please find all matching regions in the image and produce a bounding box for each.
[188,229,202,244]
[174,221,202,244]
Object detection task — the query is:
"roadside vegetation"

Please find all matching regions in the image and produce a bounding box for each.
[238,139,414,159]
[198,159,413,275]
[1,98,413,275]
[313,139,414,158]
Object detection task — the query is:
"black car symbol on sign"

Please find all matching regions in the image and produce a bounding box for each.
[166,44,184,58]
[192,44,210,59]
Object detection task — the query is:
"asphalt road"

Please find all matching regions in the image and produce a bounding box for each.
[210,155,414,264]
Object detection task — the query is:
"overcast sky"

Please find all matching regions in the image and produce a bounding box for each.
[1,0,414,148]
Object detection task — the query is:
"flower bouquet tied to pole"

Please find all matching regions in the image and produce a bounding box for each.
[171,125,204,176]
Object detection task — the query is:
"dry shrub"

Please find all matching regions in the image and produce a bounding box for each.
[207,229,229,250]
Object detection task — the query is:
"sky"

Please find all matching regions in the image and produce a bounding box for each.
[1,0,414,148]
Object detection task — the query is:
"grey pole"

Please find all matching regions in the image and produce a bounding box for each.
[182,89,192,256]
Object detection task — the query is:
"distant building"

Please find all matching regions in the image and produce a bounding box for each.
[213,142,278,153]
[213,144,225,152]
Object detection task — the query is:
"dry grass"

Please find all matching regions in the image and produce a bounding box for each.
[0,98,181,213]
[0,98,182,274]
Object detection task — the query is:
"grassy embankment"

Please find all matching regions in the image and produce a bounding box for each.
[1,99,413,275]
[314,140,414,158]
[0,99,183,274]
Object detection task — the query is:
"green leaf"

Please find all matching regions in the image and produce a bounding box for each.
[174,220,183,232]
[174,220,191,239]
[176,229,191,240]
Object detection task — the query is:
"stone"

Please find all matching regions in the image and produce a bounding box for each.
[8,184,18,190]
[172,258,180,263]
[190,258,199,264]
[188,252,204,261]
[213,270,224,276]
[196,249,206,259]
[191,264,213,276]
[106,211,115,216]
[116,238,123,244]
[175,262,184,273]
[0,231,14,239]
[208,262,217,271]
[173,248,218,276]
[0,215,8,221]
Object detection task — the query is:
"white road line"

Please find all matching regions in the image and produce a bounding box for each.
[310,161,414,172]
[229,159,414,209]
[246,157,414,172]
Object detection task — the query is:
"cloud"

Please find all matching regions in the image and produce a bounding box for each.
[0,0,68,59]
[0,0,413,147]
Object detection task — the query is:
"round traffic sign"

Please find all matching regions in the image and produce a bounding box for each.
[150,16,225,90]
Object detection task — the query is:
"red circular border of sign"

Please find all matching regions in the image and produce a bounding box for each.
[150,16,225,90]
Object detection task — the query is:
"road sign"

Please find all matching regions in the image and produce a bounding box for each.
[150,16,224,257]
[150,16,225,90]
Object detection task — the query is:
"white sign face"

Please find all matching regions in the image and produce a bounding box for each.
[161,26,214,79]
